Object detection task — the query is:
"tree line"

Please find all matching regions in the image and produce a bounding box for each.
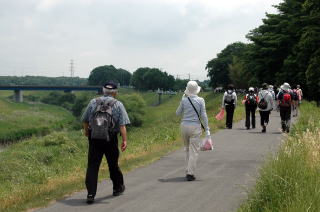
[0,66,206,92]
[0,76,87,86]
[206,0,319,102]
[88,65,192,91]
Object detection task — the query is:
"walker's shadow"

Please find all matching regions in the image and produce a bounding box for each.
[236,128,248,130]
[248,131,282,134]
[248,132,262,134]
[59,195,113,206]
[158,177,187,183]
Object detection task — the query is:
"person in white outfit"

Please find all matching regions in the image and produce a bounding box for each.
[176,81,210,181]
[257,83,274,133]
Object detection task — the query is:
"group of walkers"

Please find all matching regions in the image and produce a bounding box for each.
[80,80,302,204]
[222,82,303,133]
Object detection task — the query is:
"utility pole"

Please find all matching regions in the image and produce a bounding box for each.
[70,59,75,78]
[188,73,190,80]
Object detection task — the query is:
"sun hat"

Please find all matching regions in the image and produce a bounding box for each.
[248,87,254,92]
[184,81,201,96]
[282,82,290,92]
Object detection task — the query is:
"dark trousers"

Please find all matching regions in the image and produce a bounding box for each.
[245,106,256,128]
[259,110,270,126]
[280,107,291,130]
[225,104,235,128]
[86,134,124,196]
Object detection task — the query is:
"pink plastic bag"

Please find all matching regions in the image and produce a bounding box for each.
[200,137,213,151]
[215,108,225,120]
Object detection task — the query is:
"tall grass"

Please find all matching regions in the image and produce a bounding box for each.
[0,91,245,212]
[239,102,320,212]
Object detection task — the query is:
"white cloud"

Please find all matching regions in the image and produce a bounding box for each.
[0,0,282,80]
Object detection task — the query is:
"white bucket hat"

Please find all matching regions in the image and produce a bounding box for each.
[184,81,201,96]
[282,82,290,92]
[249,87,254,92]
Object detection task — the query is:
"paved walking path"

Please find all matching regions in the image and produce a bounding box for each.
[36,112,294,212]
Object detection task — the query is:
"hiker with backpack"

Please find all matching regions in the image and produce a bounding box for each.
[176,81,210,181]
[296,85,303,104]
[292,86,299,117]
[244,87,258,130]
[222,84,237,129]
[277,83,293,133]
[257,83,273,133]
[81,82,130,204]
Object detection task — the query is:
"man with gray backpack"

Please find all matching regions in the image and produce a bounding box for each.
[257,83,273,133]
[81,82,130,204]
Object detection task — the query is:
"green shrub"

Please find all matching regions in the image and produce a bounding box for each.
[118,93,146,127]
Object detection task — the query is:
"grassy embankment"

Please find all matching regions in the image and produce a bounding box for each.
[0,91,245,212]
[0,91,75,144]
[239,101,320,212]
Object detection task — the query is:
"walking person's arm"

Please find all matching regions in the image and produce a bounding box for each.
[200,98,210,136]
[83,122,89,137]
[120,125,127,152]
[81,100,94,137]
[221,92,226,108]
[176,99,184,116]
[233,93,238,108]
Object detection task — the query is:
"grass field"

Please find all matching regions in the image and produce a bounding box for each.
[238,101,320,212]
[0,90,245,212]
[0,92,76,143]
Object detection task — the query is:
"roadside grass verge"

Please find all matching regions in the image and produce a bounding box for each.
[0,91,245,212]
[238,101,320,212]
[0,96,75,144]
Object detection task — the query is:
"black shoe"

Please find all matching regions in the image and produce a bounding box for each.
[86,194,95,204]
[252,126,255,129]
[246,126,250,130]
[262,126,266,133]
[113,185,125,196]
[186,174,196,181]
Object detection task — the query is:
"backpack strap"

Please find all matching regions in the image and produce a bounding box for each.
[187,97,205,131]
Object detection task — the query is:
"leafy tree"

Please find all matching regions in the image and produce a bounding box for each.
[88,65,132,86]
[206,42,248,88]
[131,67,175,91]
[228,57,250,88]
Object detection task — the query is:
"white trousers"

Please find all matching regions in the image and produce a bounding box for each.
[181,124,202,175]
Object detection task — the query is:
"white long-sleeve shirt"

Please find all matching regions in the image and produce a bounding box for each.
[222,90,237,108]
[176,95,210,133]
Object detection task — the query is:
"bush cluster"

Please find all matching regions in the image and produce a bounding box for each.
[30,91,147,128]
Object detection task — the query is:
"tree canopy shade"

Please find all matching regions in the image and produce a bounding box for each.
[206,0,320,102]
[131,67,175,91]
[88,65,132,86]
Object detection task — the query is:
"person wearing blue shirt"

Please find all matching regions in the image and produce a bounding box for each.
[81,81,130,204]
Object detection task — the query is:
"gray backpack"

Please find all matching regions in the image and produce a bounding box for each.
[89,98,117,141]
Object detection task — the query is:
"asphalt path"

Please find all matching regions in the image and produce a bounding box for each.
[36,112,293,212]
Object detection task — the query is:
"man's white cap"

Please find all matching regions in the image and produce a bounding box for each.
[249,87,254,91]
[184,81,201,96]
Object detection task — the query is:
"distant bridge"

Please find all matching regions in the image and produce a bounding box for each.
[0,85,102,102]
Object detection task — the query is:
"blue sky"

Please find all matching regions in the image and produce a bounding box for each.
[0,0,282,80]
